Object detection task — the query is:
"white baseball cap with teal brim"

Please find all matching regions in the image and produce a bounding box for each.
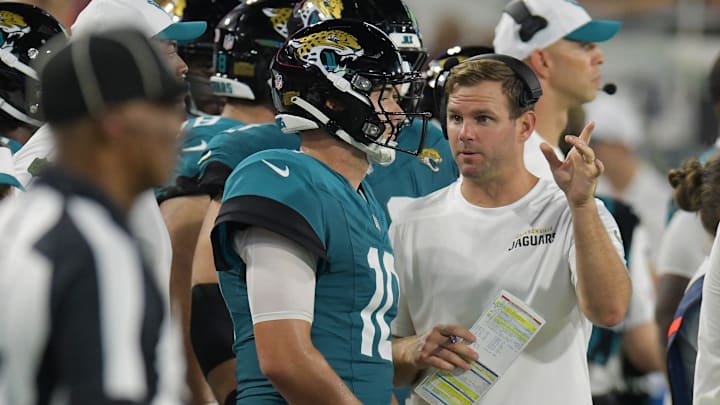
[71,0,206,43]
[493,0,621,60]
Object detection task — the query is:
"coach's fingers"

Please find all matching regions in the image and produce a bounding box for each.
[422,348,473,371]
[540,142,563,168]
[564,135,596,166]
[578,121,595,144]
[437,324,476,344]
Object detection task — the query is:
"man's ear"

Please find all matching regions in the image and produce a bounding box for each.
[525,50,550,81]
[97,108,128,143]
[517,110,536,143]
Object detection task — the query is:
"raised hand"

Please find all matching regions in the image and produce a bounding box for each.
[540,121,604,208]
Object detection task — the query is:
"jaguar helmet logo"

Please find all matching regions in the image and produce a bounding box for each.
[0,11,31,49]
[290,29,363,75]
[418,148,443,172]
[262,7,294,39]
[296,0,343,28]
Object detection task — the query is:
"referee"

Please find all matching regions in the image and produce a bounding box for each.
[0,29,185,404]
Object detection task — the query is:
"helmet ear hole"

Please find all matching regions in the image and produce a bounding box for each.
[325,98,347,112]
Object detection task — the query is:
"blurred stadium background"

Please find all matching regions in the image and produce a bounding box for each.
[10,0,720,175]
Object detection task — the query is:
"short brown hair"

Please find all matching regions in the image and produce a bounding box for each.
[668,154,720,235]
[445,59,535,119]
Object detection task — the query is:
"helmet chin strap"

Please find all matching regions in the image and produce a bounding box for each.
[0,48,43,127]
[0,48,38,80]
[0,97,43,127]
[287,96,395,166]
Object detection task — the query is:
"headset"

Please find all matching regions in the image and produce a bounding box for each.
[503,0,548,42]
[433,53,543,137]
[502,0,618,97]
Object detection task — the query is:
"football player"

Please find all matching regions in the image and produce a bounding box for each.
[211,19,428,403]
[287,0,459,218]
[158,2,300,404]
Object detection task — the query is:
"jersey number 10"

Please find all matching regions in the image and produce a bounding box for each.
[360,248,397,361]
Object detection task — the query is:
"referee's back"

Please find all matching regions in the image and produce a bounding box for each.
[0,172,171,404]
[0,27,187,405]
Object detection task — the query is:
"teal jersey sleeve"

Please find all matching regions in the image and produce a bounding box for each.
[212,150,328,270]
[212,150,398,404]
[197,121,300,198]
[155,116,242,201]
[365,120,459,220]
[176,116,243,180]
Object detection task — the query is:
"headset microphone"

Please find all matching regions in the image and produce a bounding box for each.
[601,83,617,95]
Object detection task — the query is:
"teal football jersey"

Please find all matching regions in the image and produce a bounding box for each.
[365,120,458,220]
[197,120,300,198]
[156,115,242,201]
[212,150,398,404]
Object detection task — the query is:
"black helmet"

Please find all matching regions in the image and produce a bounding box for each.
[0,3,67,128]
[287,0,427,113]
[210,0,299,103]
[179,0,239,68]
[421,45,494,118]
[167,0,239,115]
[271,19,430,165]
[288,0,426,71]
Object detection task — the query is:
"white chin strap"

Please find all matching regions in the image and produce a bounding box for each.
[280,96,395,166]
[0,48,38,80]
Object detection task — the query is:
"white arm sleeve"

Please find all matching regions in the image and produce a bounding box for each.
[234,227,317,325]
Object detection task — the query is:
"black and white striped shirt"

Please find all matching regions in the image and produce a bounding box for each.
[0,169,182,405]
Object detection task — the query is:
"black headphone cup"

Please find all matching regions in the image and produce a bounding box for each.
[519,16,548,42]
[504,0,548,44]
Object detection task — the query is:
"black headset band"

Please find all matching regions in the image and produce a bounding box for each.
[461,54,542,107]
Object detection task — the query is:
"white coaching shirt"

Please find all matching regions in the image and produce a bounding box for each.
[389,178,624,405]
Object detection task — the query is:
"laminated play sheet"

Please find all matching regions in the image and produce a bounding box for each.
[414,290,546,405]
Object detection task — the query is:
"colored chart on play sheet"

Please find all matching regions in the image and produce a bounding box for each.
[415,291,545,405]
